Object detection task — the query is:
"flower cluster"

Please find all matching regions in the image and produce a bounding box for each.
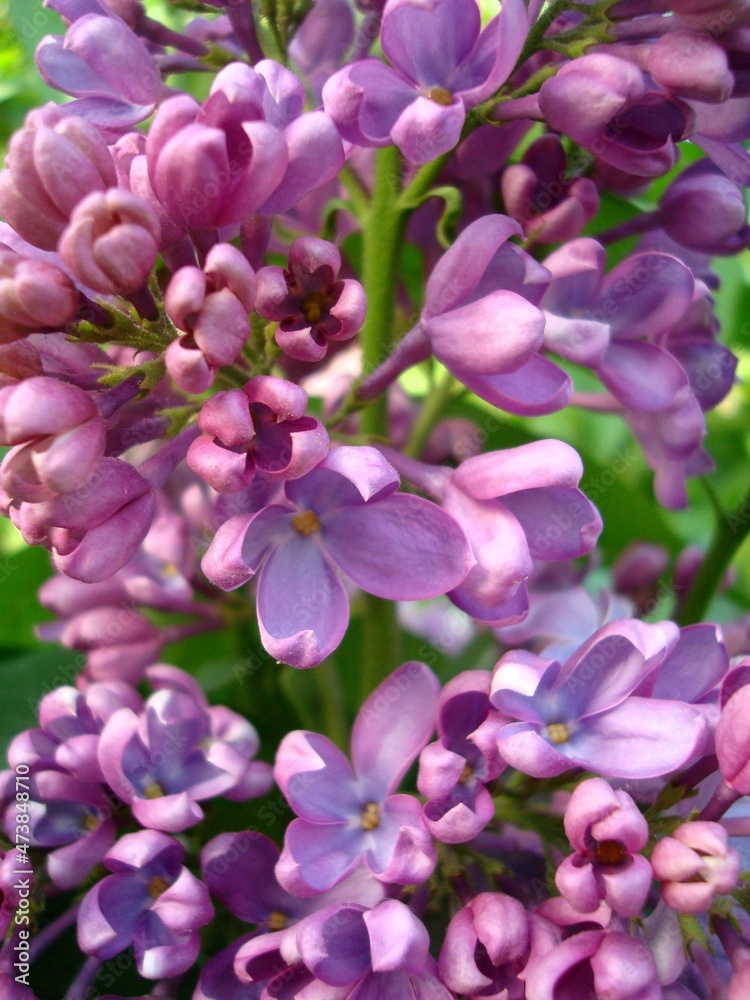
[1,0,750,996]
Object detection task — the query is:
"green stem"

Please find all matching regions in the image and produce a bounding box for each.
[339,164,371,219]
[361,592,402,701]
[403,368,457,459]
[315,656,349,749]
[359,145,407,439]
[678,484,750,625]
[398,151,455,211]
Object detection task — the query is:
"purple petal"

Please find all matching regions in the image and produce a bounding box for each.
[458,0,529,106]
[256,536,349,668]
[275,730,360,822]
[652,624,728,703]
[201,832,288,923]
[322,60,415,147]
[454,439,584,499]
[391,95,466,164]
[366,794,436,884]
[364,899,430,975]
[597,341,689,411]
[423,215,521,318]
[261,111,344,214]
[77,873,147,958]
[296,905,371,986]
[276,818,364,896]
[457,355,572,416]
[424,290,544,376]
[565,698,707,778]
[352,661,440,800]
[599,252,694,340]
[324,494,473,601]
[381,0,480,88]
[134,912,200,979]
[500,486,602,560]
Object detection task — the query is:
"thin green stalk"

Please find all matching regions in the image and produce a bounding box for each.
[359,145,407,439]
[361,592,402,701]
[678,483,750,625]
[339,164,371,219]
[403,369,457,459]
[315,656,349,750]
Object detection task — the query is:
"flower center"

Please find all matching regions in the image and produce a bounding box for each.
[459,762,474,784]
[595,840,627,866]
[301,292,328,325]
[268,910,288,931]
[361,802,380,831]
[148,875,171,898]
[429,86,453,106]
[83,811,100,832]
[292,510,322,535]
[545,722,571,745]
[143,780,164,799]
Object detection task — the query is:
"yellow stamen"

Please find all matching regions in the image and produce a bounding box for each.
[428,87,453,106]
[459,762,474,784]
[292,510,322,535]
[83,811,100,832]
[301,292,327,325]
[143,781,164,800]
[545,722,571,745]
[361,802,380,831]
[268,910,288,931]
[148,875,171,898]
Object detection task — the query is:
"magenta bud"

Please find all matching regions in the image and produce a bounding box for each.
[59,188,160,295]
[0,109,117,251]
[651,821,740,914]
[647,30,734,104]
[658,162,749,255]
[501,135,599,243]
[0,249,79,343]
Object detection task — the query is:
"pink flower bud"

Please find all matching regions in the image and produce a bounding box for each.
[59,188,160,295]
[651,821,740,914]
[0,249,79,343]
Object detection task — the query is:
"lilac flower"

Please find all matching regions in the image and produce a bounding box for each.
[361,215,571,417]
[274,661,439,894]
[538,53,692,178]
[651,821,740,914]
[199,830,383,999]
[555,778,652,918]
[521,928,662,1000]
[10,457,156,583]
[58,188,160,296]
[201,446,473,668]
[322,0,528,164]
[7,680,142,783]
[146,60,343,231]
[501,135,600,244]
[238,899,453,999]
[438,892,530,997]
[186,376,329,493]
[289,0,355,102]
[657,161,750,254]
[255,237,367,363]
[0,375,105,502]
[97,684,271,831]
[0,248,79,343]
[35,11,163,132]
[386,439,601,624]
[0,768,116,889]
[418,670,507,843]
[164,242,255,394]
[490,620,707,779]
[77,829,214,978]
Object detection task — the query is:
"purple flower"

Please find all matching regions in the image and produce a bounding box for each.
[438,892,530,997]
[362,215,570,417]
[11,457,155,583]
[651,821,740,914]
[164,242,255,394]
[521,928,662,1000]
[97,684,271,831]
[35,11,163,132]
[418,670,507,843]
[555,778,651,918]
[657,161,750,255]
[201,446,473,668]
[77,829,214,978]
[538,53,692,178]
[0,248,79,343]
[501,135,600,244]
[146,60,343,230]
[0,107,118,251]
[255,237,367,363]
[490,619,707,779]
[274,661,439,894]
[0,375,105,503]
[186,376,329,493]
[0,768,116,889]
[322,0,528,164]
[58,188,160,295]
